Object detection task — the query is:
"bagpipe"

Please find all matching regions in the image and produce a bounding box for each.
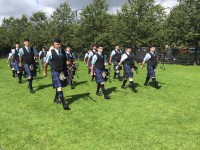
[66,60,80,78]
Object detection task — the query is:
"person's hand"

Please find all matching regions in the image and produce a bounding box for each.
[90,72,93,76]
[19,63,22,67]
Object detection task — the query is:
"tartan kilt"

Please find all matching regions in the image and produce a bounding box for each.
[147,65,156,78]
[94,68,105,83]
[23,64,34,77]
[51,71,67,88]
[123,64,133,78]
[14,60,23,71]
[88,60,92,67]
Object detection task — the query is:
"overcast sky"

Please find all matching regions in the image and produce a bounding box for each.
[0,0,178,24]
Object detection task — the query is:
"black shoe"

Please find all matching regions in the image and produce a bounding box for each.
[63,104,70,110]
[155,85,161,89]
[104,95,110,99]
[71,85,75,89]
[13,74,15,77]
[144,83,150,87]
[113,77,116,79]
[54,98,61,104]
[30,88,35,94]
[96,92,102,96]
[118,78,122,81]
[19,80,22,84]
[132,88,138,93]
[121,85,126,89]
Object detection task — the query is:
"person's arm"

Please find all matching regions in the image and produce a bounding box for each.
[90,55,97,75]
[87,52,92,67]
[43,51,52,77]
[84,53,88,64]
[141,53,151,69]
[11,50,15,63]
[18,48,24,67]
[109,50,115,64]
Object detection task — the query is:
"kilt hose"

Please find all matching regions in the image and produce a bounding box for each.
[94,68,105,83]
[147,65,156,78]
[123,64,133,78]
[51,71,67,88]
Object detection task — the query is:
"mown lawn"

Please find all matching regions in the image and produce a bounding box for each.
[0,58,200,150]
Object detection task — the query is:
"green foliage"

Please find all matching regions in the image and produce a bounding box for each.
[0,0,199,54]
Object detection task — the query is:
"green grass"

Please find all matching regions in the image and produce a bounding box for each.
[0,58,200,150]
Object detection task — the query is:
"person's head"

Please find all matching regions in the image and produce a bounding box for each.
[92,44,96,50]
[149,46,156,52]
[23,38,30,47]
[115,44,120,50]
[88,49,91,53]
[97,46,103,54]
[42,47,45,51]
[66,47,71,52]
[53,38,62,49]
[126,45,132,53]
[15,42,20,49]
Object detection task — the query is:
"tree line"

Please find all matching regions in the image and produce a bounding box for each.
[0,0,199,57]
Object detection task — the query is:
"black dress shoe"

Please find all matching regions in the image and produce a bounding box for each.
[132,88,138,93]
[71,86,75,89]
[19,80,22,84]
[118,78,122,81]
[104,95,110,99]
[121,85,126,89]
[96,92,102,96]
[30,88,35,94]
[63,104,70,110]
[54,98,61,104]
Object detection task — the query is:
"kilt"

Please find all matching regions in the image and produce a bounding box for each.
[23,64,34,77]
[147,65,156,78]
[51,71,67,88]
[124,64,133,78]
[14,60,23,71]
[88,60,92,67]
[94,68,105,83]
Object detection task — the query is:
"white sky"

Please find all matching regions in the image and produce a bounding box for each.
[0,0,179,24]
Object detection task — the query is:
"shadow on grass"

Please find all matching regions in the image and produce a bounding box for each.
[65,92,96,105]
[35,84,52,91]
[106,87,117,95]
[74,81,88,87]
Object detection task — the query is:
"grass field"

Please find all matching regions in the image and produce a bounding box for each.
[0,58,200,150]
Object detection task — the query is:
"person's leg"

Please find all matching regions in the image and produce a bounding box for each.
[57,87,69,110]
[100,83,110,99]
[96,83,101,96]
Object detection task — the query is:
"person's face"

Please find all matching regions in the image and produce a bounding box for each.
[126,48,132,53]
[24,41,29,47]
[66,47,71,52]
[115,46,120,50]
[42,48,45,51]
[54,42,61,49]
[98,47,103,53]
[93,46,96,50]
[150,47,156,52]
[15,44,19,49]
